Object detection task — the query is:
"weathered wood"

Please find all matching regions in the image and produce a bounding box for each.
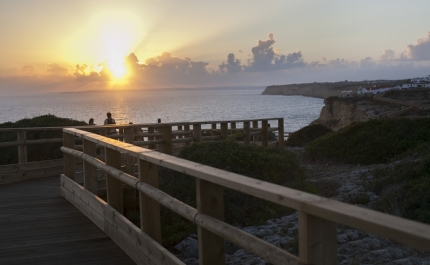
[162,126,173,155]
[230,122,236,130]
[184,124,191,146]
[123,127,136,176]
[196,179,225,265]
[243,121,250,145]
[193,124,202,143]
[105,148,123,214]
[252,121,258,141]
[17,131,27,164]
[211,123,217,136]
[83,139,98,194]
[63,132,75,180]
[138,159,161,244]
[278,118,284,146]
[299,212,337,265]
[220,123,228,140]
[148,127,155,149]
[262,120,268,147]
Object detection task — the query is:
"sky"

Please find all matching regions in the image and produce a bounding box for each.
[1,0,430,96]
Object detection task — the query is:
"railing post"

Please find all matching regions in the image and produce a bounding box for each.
[299,212,337,265]
[124,127,135,176]
[243,122,250,145]
[162,126,172,155]
[262,120,268,147]
[178,125,183,139]
[83,139,98,194]
[252,121,258,141]
[211,123,217,136]
[17,130,27,164]
[278,118,284,146]
[196,179,225,265]
[184,124,191,146]
[148,127,155,149]
[193,124,201,143]
[63,132,75,180]
[105,147,123,214]
[138,159,161,244]
[220,123,228,140]
[230,122,236,131]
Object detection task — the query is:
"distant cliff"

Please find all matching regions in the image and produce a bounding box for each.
[262,81,391,99]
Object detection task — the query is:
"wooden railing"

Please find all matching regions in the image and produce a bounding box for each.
[61,127,430,265]
[0,118,286,184]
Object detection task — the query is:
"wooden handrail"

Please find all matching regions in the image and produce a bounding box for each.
[61,127,430,265]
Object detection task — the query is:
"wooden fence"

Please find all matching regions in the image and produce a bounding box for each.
[61,126,430,265]
[0,118,285,184]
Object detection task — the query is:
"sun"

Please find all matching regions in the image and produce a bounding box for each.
[107,57,127,79]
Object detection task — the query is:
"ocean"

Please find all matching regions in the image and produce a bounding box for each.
[0,87,324,132]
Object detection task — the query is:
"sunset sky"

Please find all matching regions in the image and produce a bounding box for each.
[1,0,430,96]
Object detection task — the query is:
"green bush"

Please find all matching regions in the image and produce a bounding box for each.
[305,118,430,164]
[0,114,87,165]
[367,144,430,224]
[158,140,317,247]
[286,124,332,147]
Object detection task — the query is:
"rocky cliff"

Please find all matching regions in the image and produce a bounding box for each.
[311,97,393,131]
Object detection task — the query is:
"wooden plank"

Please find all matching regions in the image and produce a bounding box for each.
[104,147,124,214]
[138,159,161,244]
[83,139,98,194]
[220,123,227,140]
[299,211,337,265]
[193,124,201,143]
[63,132,75,180]
[262,120,268,147]
[196,179,225,265]
[17,130,27,164]
[243,121,250,145]
[104,204,184,265]
[162,126,173,155]
[184,124,191,146]
[278,118,284,146]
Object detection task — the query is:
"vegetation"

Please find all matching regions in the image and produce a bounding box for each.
[305,118,430,164]
[0,114,87,165]
[158,140,317,248]
[286,124,332,147]
[367,142,430,224]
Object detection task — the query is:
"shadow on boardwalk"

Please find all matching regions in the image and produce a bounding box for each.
[0,176,135,265]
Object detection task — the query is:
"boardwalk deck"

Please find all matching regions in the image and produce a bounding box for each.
[0,176,135,265]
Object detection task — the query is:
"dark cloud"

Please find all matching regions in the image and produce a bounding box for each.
[47,63,68,76]
[219,53,242,73]
[401,32,430,61]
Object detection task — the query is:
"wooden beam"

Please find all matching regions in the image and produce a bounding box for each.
[262,120,268,147]
[105,147,123,214]
[138,159,161,244]
[63,132,75,180]
[196,179,225,265]
[243,122,250,145]
[184,125,190,146]
[123,128,135,176]
[299,211,337,265]
[278,118,284,147]
[162,126,173,155]
[193,124,201,143]
[17,131,27,164]
[220,123,228,140]
[252,121,258,141]
[83,139,98,195]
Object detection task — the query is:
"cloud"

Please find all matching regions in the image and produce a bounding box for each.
[379,49,396,61]
[401,32,430,61]
[47,63,68,76]
[219,53,242,73]
[20,65,35,76]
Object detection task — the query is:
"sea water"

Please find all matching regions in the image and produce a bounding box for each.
[0,87,324,132]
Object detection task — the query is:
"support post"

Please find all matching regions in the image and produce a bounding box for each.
[211,123,217,136]
[184,124,190,146]
[17,130,27,164]
[196,179,225,265]
[83,139,98,194]
[193,124,201,143]
[148,127,155,149]
[262,120,268,147]
[252,121,258,141]
[123,127,135,176]
[243,122,250,145]
[299,212,337,265]
[63,132,75,180]
[105,147,123,214]
[220,123,228,140]
[138,159,161,244]
[178,125,183,139]
[278,118,284,147]
[162,126,172,155]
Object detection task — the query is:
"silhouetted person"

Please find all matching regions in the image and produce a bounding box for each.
[104,112,116,135]
[88,118,95,125]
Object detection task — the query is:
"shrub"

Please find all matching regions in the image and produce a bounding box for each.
[158,140,316,247]
[305,118,430,164]
[286,124,332,147]
[0,114,87,165]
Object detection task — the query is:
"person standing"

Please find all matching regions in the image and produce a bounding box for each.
[104,112,116,135]
[88,118,95,125]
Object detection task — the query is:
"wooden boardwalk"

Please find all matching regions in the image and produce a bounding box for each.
[0,176,135,265]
